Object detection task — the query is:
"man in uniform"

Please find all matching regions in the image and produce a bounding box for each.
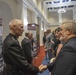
[2,19,40,75]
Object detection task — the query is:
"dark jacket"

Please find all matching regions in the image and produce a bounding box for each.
[21,38,33,64]
[2,33,39,75]
[48,37,76,75]
[43,35,46,45]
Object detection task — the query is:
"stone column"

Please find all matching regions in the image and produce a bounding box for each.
[17,0,23,19]
[73,8,76,21]
[17,0,28,43]
[32,11,37,23]
[58,13,62,25]
[22,4,28,30]
[40,20,44,46]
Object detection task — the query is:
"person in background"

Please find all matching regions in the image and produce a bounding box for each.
[43,31,47,46]
[21,31,33,64]
[39,20,76,75]
[45,29,55,60]
[50,27,64,65]
[2,19,41,75]
[53,27,63,56]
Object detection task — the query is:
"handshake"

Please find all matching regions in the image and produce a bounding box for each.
[38,64,47,72]
[38,57,55,73]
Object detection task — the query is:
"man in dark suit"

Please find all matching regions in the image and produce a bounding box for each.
[2,19,40,75]
[21,31,33,64]
[39,20,76,75]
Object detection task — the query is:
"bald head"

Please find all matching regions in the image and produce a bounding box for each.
[9,19,23,29]
[9,19,24,37]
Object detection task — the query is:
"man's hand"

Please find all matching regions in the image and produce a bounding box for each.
[38,64,47,73]
[50,57,55,63]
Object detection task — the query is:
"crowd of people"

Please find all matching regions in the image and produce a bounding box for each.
[42,20,76,75]
[43,27,63,60]
[1,19,76,75]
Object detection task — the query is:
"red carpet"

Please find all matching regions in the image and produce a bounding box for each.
[33,46,45,67]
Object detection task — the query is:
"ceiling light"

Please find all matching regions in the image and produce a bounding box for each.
[58,8,66,13]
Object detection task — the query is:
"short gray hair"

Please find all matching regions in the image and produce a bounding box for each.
[9,19,22,26]
[62,20,76,34]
